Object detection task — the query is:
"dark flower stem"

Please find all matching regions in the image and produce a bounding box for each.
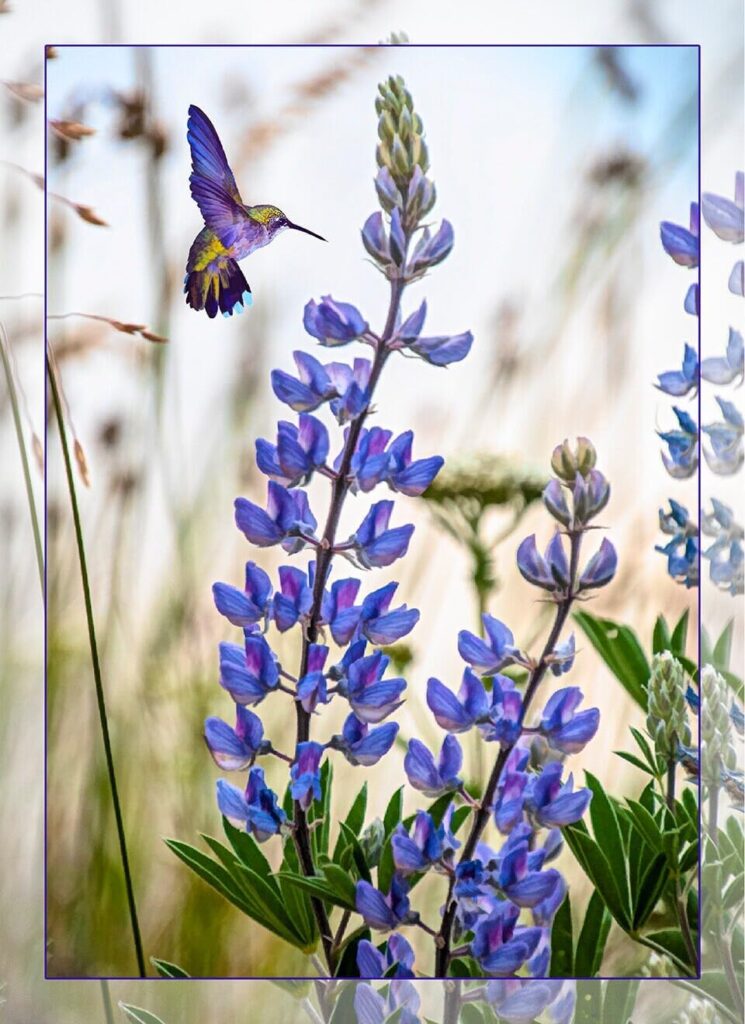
[292,272,407,975]
[47,355,146,977]
[437,528,583,996]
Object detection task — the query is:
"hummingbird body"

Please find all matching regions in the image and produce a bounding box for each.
[184,106,325,318]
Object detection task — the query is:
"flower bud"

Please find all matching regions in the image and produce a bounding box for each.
[550,437,597,483]
[701,664,738,785]
[543,479,571,527]
[360,817,385,867]
[647,652,691,760]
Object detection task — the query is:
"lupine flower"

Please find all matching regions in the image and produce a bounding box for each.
[235,482,317,552]
[357,581,420,644]
[547,633,576,676]
[426,669,489,732]
[290,741,324,810]
[404,735,462,796]
[357,933,415,979]
[219,634,279,705]
[296,644,329,714]
[303,295,369,345]
[354,980,420,1024]
[479,674,523,746]
[525,762,591,827]
[700,666,739,787]
[355,873,415,931]
[458,613,520,674]
[684,282,700,315]
[320,576,362,644]
[407,219,454,276]
[204,705,268,771]
[470,900,544,976]
[729,260,744,296]
[339,649,406,723]
[409,331,474,367]
[703,499,744,592]
[348,426,393,491]
[532,870,568,927]
[539,687,600,754]
[516,532,571,592]
[655,343,699,396]
[327,358,373,423]
[255,414,329,487]
[660,202,699,267]
[216,768,285,842]
[578,537,618,591]
[493,747,530,833]
[658,406,699,478]
[657,499,699,588]
[700,328,744,386]
[350,500,414,568]
[701,172,744,243]
[392,810,447,874]
[486,979,568,1024]
[494,839,563,909]
[361,211,392,265]
[272,564,313,632]
[542,479,571,527]
[702,396,743,475]
[384,431,444,496]
[571,469,611,527]
[271,351,336,412]
[212,561,272,628]
[328,713,399,767]
[708,538,743,595]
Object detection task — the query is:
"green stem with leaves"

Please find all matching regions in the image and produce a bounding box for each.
[47,353,146,977]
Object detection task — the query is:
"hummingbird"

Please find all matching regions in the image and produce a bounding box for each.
[184,104,326,318]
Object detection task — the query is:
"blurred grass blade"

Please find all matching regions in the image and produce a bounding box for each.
[47,353,146,976]
[119,1005,167,1024]
[0,324,43,595]
[101,981,114,1024]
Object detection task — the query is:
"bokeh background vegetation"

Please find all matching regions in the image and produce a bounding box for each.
[0,0,742,1020]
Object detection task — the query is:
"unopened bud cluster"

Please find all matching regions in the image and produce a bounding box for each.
[647,652,692,760]
[676,996,724,1024]
[544,437,610,532]
[701,665,737,784]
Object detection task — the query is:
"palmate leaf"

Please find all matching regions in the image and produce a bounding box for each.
[574,610,649,709]
[119,1006,168,1024]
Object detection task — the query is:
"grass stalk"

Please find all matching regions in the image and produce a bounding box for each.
[47,350,146,976]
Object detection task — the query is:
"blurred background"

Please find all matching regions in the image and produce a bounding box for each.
[0,0,742,1019]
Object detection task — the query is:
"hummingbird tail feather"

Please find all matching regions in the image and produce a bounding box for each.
[184,259,252,319]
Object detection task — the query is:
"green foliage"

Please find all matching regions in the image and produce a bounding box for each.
[149,957,189,978]
[574,610,651,709]
[119,1006,168,1024]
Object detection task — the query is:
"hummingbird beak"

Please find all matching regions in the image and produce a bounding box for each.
[287,221,327,242]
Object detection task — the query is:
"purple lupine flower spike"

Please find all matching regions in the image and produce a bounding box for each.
[578,537,618,591]
[526,762,592,827]
[426,669,489,733]
[235,481,317,552]
[355,873,415,931]
[358,581,419,644]
[217,767,286,842]
[296,643,329,714]
[458,613,519,674]
[656,343,699,397]
[539,687,600,753]
[212,561,272,627]
[321,577,362,644]
[255,414,330,487]
[340,649,406,723]
[385,431,444,496]
[701,171,744,243]
[660,202,700,267]
[470,900,544,976]
[357,933,415,979]
[273,564,313,632]
[271,350,335,412]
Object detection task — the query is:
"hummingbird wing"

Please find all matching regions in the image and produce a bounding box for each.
[187,105,247,247]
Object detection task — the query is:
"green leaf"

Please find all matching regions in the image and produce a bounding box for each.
[328,983,357,1024]
[276,871,355,911]
[337,822,372,883]
[333,925,370,978]
[629,728,660,776]
[574,889,612,976]
[311,758,333,858]
[670,608,689,654]
[614,750,655,776]
[633,852,669,929]
[585,772,630,916]
[278,871,317,948]
[165,838,257,917]
[222,816,274,883]
[149,957,190,979]
[322,862,359,907]
[562,824,631,930]
[377,833,394,895]
[119,1006,168,1024]
[332,782,368,862]
[602,979,640,1024]
[384,787,404,836]
[574,981,602,1024]
[646,928,698,972]
[549,893,573,976]
[713,620,734,669]
[574,611,650,709]
[625,800,663,852]
[652,615,671,654]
